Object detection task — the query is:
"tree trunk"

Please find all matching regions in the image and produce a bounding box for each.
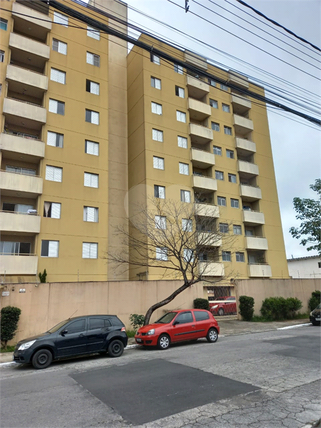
[143,280,198,325]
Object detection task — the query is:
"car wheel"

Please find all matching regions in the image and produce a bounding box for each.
[207,328,218,343]
[31,349,53,370]
[218,308,224,316]
[157,334,170,350]
[108,340,124,357]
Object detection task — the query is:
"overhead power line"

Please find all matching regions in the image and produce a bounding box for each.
[235,0,321,52]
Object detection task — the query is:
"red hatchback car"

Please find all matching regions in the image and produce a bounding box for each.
[135,309,220,350]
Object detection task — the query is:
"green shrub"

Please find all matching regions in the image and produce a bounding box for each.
[239,296,254,321]
[193,298,210,310]
[260,297,303,320]
[38,269,47,283]
[308,290,321,312]
[129,314,145,331]
[286,297,302,318]
[0,306,21,349]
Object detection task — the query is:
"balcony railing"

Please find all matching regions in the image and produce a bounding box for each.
[0,255,38,275]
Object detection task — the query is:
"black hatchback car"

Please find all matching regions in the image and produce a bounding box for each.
[13,315,128,369]
[310,303,321,326]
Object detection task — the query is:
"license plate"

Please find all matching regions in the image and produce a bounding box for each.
[136,338,142,343]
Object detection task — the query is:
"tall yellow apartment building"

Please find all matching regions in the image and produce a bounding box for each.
[0,0,289,287]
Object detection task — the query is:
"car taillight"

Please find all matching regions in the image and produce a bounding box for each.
[121,327,126,332]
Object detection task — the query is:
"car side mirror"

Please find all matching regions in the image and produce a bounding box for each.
[61,329,68,336]
[173,320,180,326]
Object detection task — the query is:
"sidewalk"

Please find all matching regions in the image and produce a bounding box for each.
[0,318,310,365]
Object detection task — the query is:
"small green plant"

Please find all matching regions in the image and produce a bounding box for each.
[0,306,21,350]
[0,345,15,353]
[286,297,302,318]
[129,314,145,331]
[308,290,321,312]
[38,269,47,283]
[193,298,210,310]
[126,330,136,338]
[260,297,303,321]
[239,296,254,321]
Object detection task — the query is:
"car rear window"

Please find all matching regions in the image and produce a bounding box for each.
[89,318,104,329]
[194,311,210,321]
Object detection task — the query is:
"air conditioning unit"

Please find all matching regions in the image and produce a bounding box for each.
[27,209,37,215]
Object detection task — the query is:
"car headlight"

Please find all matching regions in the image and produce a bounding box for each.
[147,329,155,335]
[18,340,36,350]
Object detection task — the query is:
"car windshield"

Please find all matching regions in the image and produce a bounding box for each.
[47,319,69,333]
[155,312,177,324]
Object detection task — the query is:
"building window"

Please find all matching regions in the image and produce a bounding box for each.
[226,149,234,159]
[153,156,164,170]
[318,262,321,268]
[231,198,239,208]
[217,196,226,206]
[52,39,67,55]
[233,225,242,235]
[49,99,65,115]
[45,165,62,182]
[151,77,161,89]
[182,218,193,232]
[181,190,191,203]
[152,129,163,142]
[53,12,68,27]
[47,131,63,148]
[151,102,162,115]
[228,173,237,183]
[222,103,230,112]
[86,52,100,67]
[208,79,216,87]
[184,248,194,263]
[84,172,99,188]
[210,99,218,108]
[178,136,188,148]
[155,215,166,229]
[220,83,228,91]
[43,202,61,219]
[219,223,229,234]
[156,247,168,261]
[176,111,186,123]
[236,252,245,262]
[224,126,232,135]
[174,64,183,74]
[82,242,98,259]
[154,185,165,199]
[211,122,220,132]
[86,79,100,95]
[175,86,185,98]
[213,146,222,156]
[0,50,4,62]
[83,206,98,222]
[151,54,160,65]
[222,251,231,261]
[0,241,31,255]
[85,109,99,124]
[87,26,100,40]
[41,240,59,257]
[215,170,224,181]
[85,140,99,156]
[0,18,8,31]
[50,68,66,84]
[179,162,189,175]
[0,84,2,95]
[6,166,36,175]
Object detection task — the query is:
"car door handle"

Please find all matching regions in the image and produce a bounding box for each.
[79,334,84,337]
[192,325,196,328]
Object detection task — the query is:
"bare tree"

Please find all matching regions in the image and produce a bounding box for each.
[107,198,236,324]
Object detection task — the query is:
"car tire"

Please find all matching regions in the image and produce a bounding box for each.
[108,339,124,358]
[218,308,224,316]
[31,349,53,370]
[206,328,218,343]
[157,334,170,350]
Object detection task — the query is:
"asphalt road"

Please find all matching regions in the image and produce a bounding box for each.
[0,325,320,428]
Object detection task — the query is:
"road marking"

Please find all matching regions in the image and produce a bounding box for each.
[277,323,311,330]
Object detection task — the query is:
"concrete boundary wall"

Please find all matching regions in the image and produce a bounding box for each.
[0,280,204,344]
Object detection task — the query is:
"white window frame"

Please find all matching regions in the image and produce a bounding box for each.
[233,225,242,235]
[213,146,222,156]
[179,162,189,175]
[209,79,216,87]
[154,185,165,199]
[83,206,99,222]
[85,109,99,125]
[87,26,100,40]
[153,156,164,170]
[176,111,186,123]
[45,165,62,182]
[152,129,163,142]
[224,126,232,135]
[151,77,161,89]
[43,202,61,219]
[182,218,192,232]
[217,196,226,206]
[228,173,237,183]
[177,136,188,149]
[0,50,4,62]
[156,247,168,261]
[183,248,194,263]
[151,102,162,115]
[151,54,160,65]
[222,251,231,261]
[47,131,63,148]
[220,83,228,91]
[53,12,68,27]
[84,172,99,188]
[86,79,100,95]
[219,223,229,234]
[155,215,166,230]
[49,99,65,115]
[52,39,67,55]
[175,86,185,98]
[226,149,234,159]
[210,99,218,108]
[174,64,183,74]
[212,122,220,132]
[222,103,230,113]
[215,170,224,181]
[236,252,245,262]
[231,198,239,208]
[86,51,100,67]
[180,190,191,203]
[41,240,59,257]
[82,242,98,259]
[50,68,66,84]
[85,140,99,156]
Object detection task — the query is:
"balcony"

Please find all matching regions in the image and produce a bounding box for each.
[0,255,38,275]
[12,2,52,42]
[186,75,209,99]
[195,203,219,218]
[0,171,43,197]
[238,160,259,178]
[240,184,262,201]
[235,137,256,155]
[0,211,40,234]
[193,175,217,192]
[188,98,211,121]
[189,123,213,145]
[243,210,265,226]
[3,98,46,130]
[9,33,50,71]
[191,148,215,169]
[233,115,254,135]
[248,264,272,278]
[228,71,249,89]
[0,132,45,162]
[198,232,222,247]
[231,94,251,115]
[6,65,48,100]
[199,262,224,277]
[246,237,268,250]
